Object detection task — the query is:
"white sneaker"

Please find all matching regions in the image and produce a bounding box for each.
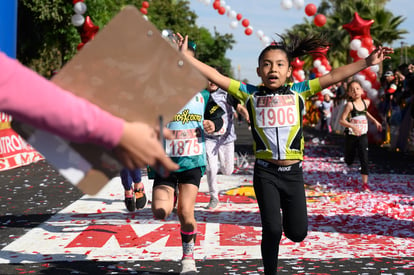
[180,258,197,274]
[205,196,219,209]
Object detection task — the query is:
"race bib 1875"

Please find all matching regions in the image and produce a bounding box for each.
[165,128,203,157]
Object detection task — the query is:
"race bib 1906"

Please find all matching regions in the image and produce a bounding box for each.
[255,94,297,128]
[165,128,203,157]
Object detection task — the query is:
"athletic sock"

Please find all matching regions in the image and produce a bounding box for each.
[181,230,196,259]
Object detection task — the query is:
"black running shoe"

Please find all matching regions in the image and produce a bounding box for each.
[134,183,147,209]
[124,194,135,212]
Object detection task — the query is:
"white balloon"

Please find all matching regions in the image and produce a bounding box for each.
[313,59,322,68]
[161,29,173,37]
[220,0,226,6]
[299,70,305,78]
[370,64,379,73]
[354,73,365,82]
[74,2,87,15]
[369,88,378,99]
[256,29,264,38]
[262,36,271,46]
[350,39,362,51]
[228,10,237,19]
[362,79,372,90]
[202,0,211,5]
[71,14,84,27]
[229,20,238,29]
[357,47,369,58]
[281,0,293,10]
[293,0,305,9]
[318,65,327,74]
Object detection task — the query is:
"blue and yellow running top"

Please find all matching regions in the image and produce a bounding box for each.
[166,90,224,172]
[227,79,322,160]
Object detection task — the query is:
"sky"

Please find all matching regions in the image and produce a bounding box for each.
[189,0,414,83]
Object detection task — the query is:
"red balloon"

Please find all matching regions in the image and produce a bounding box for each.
[245,28,253,36]
[305,3,317,16]
[361,36,373,48]
[292,70,300,81]
[142,1,149,8]
[80,16,99,43]
[73,0,84,4]
[236,13,243,21]
[366,71,377,82]
[350,50,359,60]
[291,57,305,69]
[213,1,220,10]
[343,12,374,39]
[140,7,148,15]
[241,19,250,27]
[372,81,381,90]
[314,14,326,27]
[218,6,226,15]
[77,42,84,51]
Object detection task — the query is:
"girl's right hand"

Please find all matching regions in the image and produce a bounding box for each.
[351,126,361,136]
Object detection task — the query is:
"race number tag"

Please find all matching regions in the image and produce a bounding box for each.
[211,117,227,136]
[255,94,297,128]
[165,128,203,157]
[350,116,368,136]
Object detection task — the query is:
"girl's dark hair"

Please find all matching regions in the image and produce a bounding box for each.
[258,33,330,66]
[346,79,362,92]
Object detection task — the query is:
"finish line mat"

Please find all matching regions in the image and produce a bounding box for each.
[0,143,414,274]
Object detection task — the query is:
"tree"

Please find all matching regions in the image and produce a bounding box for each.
[285,0,408,70]
[17,0,235,77]
[17,0,77,77]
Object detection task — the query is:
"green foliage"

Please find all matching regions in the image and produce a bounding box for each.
[285,0,408,72]
[17,0,77,77]
[17,0,235,77]
[383,45,414,70]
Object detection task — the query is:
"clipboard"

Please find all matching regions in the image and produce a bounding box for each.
[15,6,207,195]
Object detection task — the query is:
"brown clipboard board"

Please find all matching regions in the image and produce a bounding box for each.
[16,6,207,195]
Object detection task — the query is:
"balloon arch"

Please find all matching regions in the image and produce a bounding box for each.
[0,1,384,150]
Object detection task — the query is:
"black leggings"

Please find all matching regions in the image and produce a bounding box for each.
[344,133,369,175]
[253,159,308,275]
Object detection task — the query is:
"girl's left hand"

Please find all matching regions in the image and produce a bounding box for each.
[203,120,215,134]
[367,46,394,66]
[375,121,383,132]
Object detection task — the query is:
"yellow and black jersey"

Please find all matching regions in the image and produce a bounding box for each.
[228,79,322,160]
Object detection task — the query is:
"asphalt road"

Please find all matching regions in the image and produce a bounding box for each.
[0,124,413,274]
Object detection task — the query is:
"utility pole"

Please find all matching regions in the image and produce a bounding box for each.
[405,43,408,64]
[400,41,404,65]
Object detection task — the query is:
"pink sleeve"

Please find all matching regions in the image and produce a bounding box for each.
[0,52,124,149]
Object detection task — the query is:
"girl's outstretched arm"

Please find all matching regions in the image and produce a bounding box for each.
[319,46,393,89]
[178,33,232,91]
[366,111,382,132]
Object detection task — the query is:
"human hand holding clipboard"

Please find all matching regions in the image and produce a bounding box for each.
[19,6,205,195]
